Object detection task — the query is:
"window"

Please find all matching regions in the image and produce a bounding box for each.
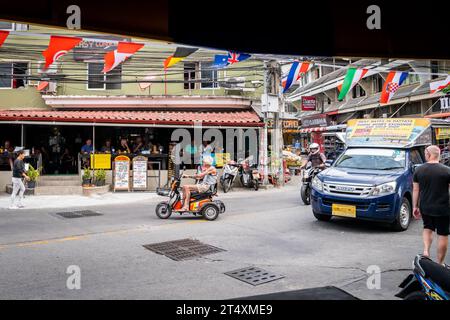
[87,63,122,90]
[352,84,366,98]
[0,22,28,31]
[200,62,218,89]
[335,148,406,170]
[410,149,423,165]
[373,74,384,93]
[399,102,421,116]
[184,62,197,90]
[431,61,439,80]
[0,62,29,89]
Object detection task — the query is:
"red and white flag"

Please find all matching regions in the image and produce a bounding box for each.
[430,75,450,94]
[42,36,82,71]
[138,74,157,90]
[380,71,409,104]
[102,41,144,73]
[0,31,9,47]
[37,81,49,91]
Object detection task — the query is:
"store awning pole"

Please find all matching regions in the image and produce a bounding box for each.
[20,124,24,147]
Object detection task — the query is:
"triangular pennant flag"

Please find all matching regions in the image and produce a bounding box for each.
[380,71,409,104]
[282,61,312,93]
[164,47,198,69]
[0,31,9,47]
[226,52,251,65]
[338,68,369,101]
[139,74,157,90]
[42,36,82,71]
[102,41,144,73]
[430,75,450,94]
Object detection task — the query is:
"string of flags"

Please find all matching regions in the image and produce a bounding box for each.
[0,31,448,98]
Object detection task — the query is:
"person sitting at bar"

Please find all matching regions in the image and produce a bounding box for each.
[101,139,115,153]
[132,136,144,154]
[60,148,74,174]
[2,140,15,170]
[81,139,94,154]
[118,138,131,154]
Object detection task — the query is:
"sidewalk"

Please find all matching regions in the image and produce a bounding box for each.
[0,191,160,210]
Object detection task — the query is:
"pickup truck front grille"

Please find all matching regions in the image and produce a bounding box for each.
[323,182,373,197]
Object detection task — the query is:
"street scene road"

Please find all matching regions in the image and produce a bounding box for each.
[1,184,442,300]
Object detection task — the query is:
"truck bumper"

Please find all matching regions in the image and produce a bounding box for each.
[311,189,400,223]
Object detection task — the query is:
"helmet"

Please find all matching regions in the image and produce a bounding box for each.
[309,143,320,155]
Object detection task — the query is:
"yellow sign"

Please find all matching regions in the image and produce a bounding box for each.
[332,204,356,218]
[90,154,112,169]
[214,153,231,168]
[436,127,450,140]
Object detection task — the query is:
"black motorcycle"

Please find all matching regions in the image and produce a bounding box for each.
[300,162,322,205]
[238,157,260,191]
[396,255,450,300]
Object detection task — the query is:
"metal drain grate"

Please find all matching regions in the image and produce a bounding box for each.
[55,210,103,219]
[143,238,225,261]
[225,267,285,286]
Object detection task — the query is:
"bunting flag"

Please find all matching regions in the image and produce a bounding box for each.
[282,61,312,93]
[0,31,9,47]
[380,71,409,104]
[102,41,144,73]
[138,74,157,90]
[338,68,370,101]
[212,54,229,68]
[430,75,450,94]
[42,36,82,71]
[164,47,198,69]
[212,51,251,68]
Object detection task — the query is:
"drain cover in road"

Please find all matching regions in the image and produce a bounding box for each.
[225,267,285,286]
[143,238,225,261]
[55,210,102,219]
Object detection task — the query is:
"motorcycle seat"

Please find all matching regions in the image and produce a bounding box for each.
[419,257,450,292]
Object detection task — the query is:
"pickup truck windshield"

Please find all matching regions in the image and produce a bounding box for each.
[334,148,406,170]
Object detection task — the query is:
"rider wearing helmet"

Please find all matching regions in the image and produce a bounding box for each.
[302,143,327,169]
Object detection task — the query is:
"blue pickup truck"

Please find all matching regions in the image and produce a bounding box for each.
[311,118,450,231]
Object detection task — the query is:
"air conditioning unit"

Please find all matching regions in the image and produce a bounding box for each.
[222,77,246,89]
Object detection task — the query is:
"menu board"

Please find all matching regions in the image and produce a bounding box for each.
[113,155,130,191]
[132,156,148,190]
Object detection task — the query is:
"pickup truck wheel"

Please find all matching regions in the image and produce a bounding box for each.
[392,197,411,232]
[313,212,332,222]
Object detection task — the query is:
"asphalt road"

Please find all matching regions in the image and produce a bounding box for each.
[0,185,447,300]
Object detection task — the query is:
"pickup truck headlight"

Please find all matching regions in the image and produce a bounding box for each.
[312,176,323,191]
[371,181,397,196]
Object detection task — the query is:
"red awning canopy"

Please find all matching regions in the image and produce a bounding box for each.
[425,112,450,119]
[300,127,327,133]
[0,110,263,127]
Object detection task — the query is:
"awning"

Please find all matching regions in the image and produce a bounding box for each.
[300,127,327,133]
[425,112,450,119]
[0,110,263,127]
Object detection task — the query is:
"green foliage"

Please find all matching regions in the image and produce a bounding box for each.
[27,165,41,182]
[82,167,92,180]
[94,169,106,181]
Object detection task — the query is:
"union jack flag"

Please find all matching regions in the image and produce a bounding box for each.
[227,52,251,65]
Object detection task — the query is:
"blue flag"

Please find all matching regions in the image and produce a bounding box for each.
[212,55,229,68]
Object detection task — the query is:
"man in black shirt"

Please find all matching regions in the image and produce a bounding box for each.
[413,145,450,265]
[10,150,30,209]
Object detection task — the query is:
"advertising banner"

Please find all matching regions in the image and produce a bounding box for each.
[90,154,111,170]
[301,96,316,111]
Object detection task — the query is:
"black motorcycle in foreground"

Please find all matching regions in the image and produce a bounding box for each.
[300,162,322,205]
[396,255,450,300]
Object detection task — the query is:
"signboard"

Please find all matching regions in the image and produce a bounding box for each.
[301,96,316,111]
[346,118,431,147]
[132,156,148,190]
[440,95,450,111]
[73,36,130,61]
[90,154,112,169]
[261,94,279,113]
[301,114,329,128]
[436,127,450,140]
[113,155,130,191]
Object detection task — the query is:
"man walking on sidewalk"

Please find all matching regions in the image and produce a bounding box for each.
[413,145,450,265]
[10,150,30,210]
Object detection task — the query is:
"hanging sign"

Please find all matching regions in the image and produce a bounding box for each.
[90,154,111,169]
[132,156,148,190]
[113,155,130,191]
[301,96,316,111]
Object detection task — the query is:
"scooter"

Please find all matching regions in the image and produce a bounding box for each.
[220,161,239,193]
[300,162,322,205]
[238,156,260,191]
[155,169,226,221]
[396,255,450,300]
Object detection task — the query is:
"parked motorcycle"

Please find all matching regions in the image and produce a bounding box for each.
[300,162,322,205]
[220,161,239,193]
[238,156,260,191]
[396,255,450,300]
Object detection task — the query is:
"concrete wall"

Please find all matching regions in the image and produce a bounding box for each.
[0,171,10,192]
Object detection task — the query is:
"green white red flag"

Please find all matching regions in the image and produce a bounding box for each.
[430,75,450,94]
[338,68,371,101]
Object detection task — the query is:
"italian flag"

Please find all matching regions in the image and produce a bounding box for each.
[338,68,369,101]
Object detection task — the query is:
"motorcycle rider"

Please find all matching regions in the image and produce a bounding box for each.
[301,143,327,169]
[178,155,217,211]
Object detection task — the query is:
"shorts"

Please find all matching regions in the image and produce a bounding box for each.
[422,215,450,236]
[196,184,211,193]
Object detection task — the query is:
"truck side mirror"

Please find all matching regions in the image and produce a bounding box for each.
[325,160,333,168]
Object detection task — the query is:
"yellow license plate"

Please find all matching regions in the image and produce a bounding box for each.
[332,204,356,218]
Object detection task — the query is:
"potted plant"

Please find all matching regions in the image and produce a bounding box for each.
[27,165,41,189]
[82,167,92,186]
[94,169,106,186]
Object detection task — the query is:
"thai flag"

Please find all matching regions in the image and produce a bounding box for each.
[282,61,312,93]
[380,71,409,104]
